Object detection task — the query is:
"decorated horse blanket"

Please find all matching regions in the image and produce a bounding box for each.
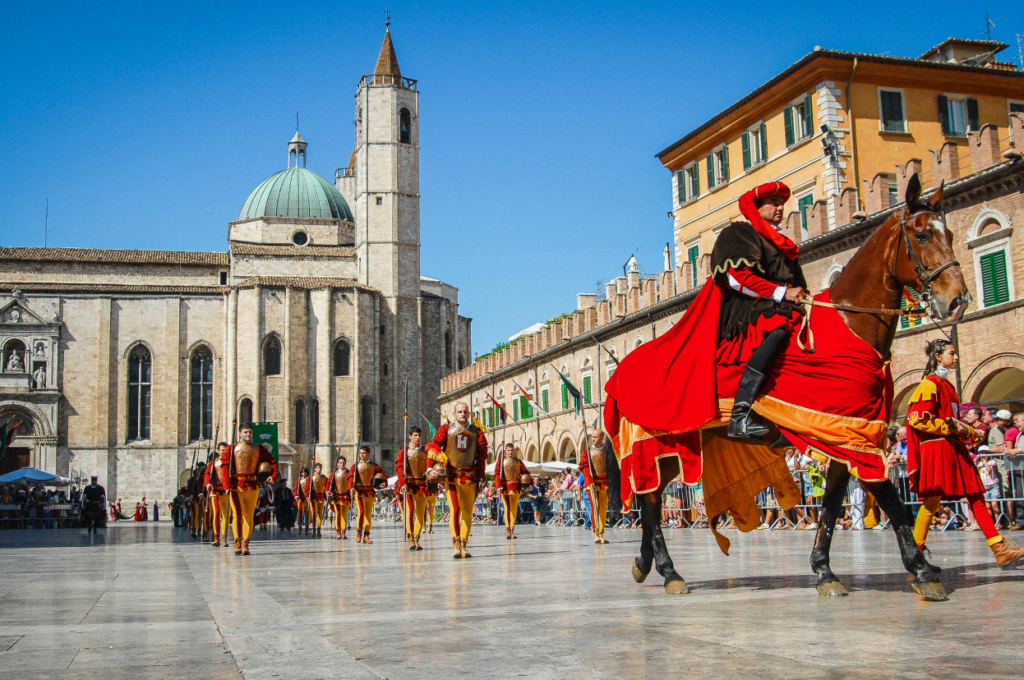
[604,278,892,551]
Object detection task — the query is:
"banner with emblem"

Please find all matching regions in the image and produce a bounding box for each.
[252,422,279,461]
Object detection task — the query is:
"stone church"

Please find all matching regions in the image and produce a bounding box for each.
[0,28,471,501]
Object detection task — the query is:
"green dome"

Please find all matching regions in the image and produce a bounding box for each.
[238,167,353,222]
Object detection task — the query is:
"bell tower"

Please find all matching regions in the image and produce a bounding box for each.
[352,21,422,457]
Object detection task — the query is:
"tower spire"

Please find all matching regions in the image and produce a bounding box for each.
[374,15,401,82]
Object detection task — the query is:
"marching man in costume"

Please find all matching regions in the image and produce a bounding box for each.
[190,461,208,539]
[306,463,328,537]
[494,443,530,540]
[352,445,386,544]
[204,443,230,547]
[908,339,1024,567]
[294,468,311,534]
[328,454,352,539]
[579,429,612,544]
[396,427,433,550]
[711,182,809,440]
[427,402,488,558]
[223,423,278,556]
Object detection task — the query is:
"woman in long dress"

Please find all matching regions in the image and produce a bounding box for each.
[133,503,141,522]
[907,339,1024,567]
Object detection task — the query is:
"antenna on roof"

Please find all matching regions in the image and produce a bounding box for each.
[1018,34,1024,71]
[982,11,1003,40]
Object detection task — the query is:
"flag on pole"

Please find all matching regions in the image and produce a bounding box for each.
[484,392,510,425]
[553,366,582,415]
[420,414,437,439]
[0,418,19,461]
[472,414,492,435]
[512,379,547,415]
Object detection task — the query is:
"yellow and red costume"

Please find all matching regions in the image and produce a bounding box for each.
[190,466,208,538]
[352,460,384,541]
[328,466,352,538]
[494,454,530,535]
[221,441,277,555]
[296,474,327,535]
[907,374,1000,549]
[204,459,229,547]
[397,446,431,548]
[426,422,488,557]
[580,445,610,542]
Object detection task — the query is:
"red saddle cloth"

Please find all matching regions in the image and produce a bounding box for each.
[606,279,892,524]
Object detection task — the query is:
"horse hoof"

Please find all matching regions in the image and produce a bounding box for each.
[816,581,849,597]
[632,559,650,584]
[664,579,689,595]
[912,580,948,601]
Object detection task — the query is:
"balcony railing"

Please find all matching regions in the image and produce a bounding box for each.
[359,74,418,90]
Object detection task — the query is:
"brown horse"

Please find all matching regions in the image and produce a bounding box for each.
[630,174,970,600]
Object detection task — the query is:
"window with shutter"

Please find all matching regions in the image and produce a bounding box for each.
[687,244,699,288]
[561,383,569,409]
[802,94,813,138]
[676,170,686,204]
[542,388,549,413]
[689,164,699,198]
[966,98,979,132]
[880,90,906,133]
[513,399,519,421]
[722,146,730,182]
[759,121,768,161]
[742,132,751,170]
[583,376,592,404]
[980,250,1010,307]
[706,154,715,189]
[784,106,795,146]
[797,194,814,238]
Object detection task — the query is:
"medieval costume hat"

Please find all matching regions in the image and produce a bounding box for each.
[737,181,798,260]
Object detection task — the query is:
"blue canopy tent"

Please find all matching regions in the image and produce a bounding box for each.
[0,467,71,487]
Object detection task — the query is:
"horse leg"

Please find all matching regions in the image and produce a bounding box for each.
[862,479,946,601]
[810,462,851,596]
[640,493,689,594]
[632,496,654,584]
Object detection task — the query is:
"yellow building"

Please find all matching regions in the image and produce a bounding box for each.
[659,37,1024,279]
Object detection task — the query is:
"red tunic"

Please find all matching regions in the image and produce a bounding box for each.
[493,457,530,494]
[425,423,488,483]
[352,463,385,498]
[396,448,431,495]
[906,374,985,499]
[579,447,608,489]
[220,444,278,491]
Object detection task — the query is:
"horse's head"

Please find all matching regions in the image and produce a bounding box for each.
[894,174,971,322]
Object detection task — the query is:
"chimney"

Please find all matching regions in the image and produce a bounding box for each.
[584,307,597,331]
[642,278,657,307]
[929,142,960,183]
[561,316,574,340]
[573,311,585,335]
[626,286,640,314]
[597,300,610,326]
[783,210,803,244]
[896,158,923,200]
[835,187,857,227]
[627,269,640,290]
[1011,113,1024,148]
[680,261,693,291]
[863,172,893,214]
[967,123,1001,170]
[613,293,627,318]
[605,282,616,300]
[806,200,828,238]
[658,269,676,300]
[615,277,627,294]
[576,293,597,311]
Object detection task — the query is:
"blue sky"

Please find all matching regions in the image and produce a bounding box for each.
[2,1,1021,355]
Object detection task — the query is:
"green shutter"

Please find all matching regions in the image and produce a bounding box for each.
[802,95,813,138]
[759,122,768,161]
[881,90,905,132]
[542,389,549,412]
[706,154,715,188]
[513,399,519,421]
[561,383,569,409]
[583,376,592,405]
[966,98,980,132]
[798,195,814,235]
[981,250,1010,307]
[784,106,795,146]
[741,132,751,170]
[676,170,686,203]
[722,146,729,182]
[687,244,699,288]
[690,166,699,198]
[938,95,950,135]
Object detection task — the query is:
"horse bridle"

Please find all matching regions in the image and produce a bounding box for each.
[895,206,960,301]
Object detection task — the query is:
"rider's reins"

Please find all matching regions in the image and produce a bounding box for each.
[796,206,960,353]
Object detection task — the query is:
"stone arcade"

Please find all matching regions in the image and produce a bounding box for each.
[0,28,471,501]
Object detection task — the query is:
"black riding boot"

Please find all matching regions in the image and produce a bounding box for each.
[728,367,770,440]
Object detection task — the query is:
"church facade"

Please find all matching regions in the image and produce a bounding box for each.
[0,29,470,501]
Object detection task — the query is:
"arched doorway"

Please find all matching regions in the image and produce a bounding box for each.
[0,417,33,475]
[974,367,1024,410]
[542,442,556,462]
[559,437,577,464]
[526,444,538,463]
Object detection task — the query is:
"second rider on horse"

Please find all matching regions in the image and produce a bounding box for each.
[711,181,809,440]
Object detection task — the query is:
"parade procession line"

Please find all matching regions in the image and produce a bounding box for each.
[1,523,1024,678]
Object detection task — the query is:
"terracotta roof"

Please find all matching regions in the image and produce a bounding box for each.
[3,282,227,295]
[0,247,228,266]
[656,47,1024,161]
[234,276,376,292]
[374,29,401,77]
[919,37,1007,60]
[230,242,355,258]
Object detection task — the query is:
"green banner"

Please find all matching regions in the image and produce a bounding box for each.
[252,422,279,461]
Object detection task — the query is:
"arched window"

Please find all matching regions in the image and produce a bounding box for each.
[3,339,26,373]
[333,339,351,377]
[295,399,306,443]
[127,345,152,441]
[264,336,281,376]
[457,353,464,370]
[189,347,214,442]
[310,398,320,444]
[360,396,373,441]
[445,332,453,370]
[239,398,253,426]
[399,108,411,144]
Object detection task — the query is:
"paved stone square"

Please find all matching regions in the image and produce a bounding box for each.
[0,522,1022,679]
